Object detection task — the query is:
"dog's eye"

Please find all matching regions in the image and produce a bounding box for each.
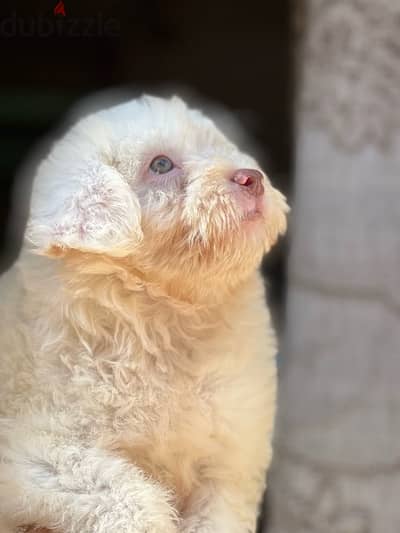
[149,155,174,174]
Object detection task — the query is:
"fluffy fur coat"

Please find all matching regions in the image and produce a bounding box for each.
[0,96,288,533]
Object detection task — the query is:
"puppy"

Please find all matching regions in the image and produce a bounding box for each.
[0,95,288,533]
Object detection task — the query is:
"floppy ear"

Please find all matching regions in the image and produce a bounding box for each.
[27,160,143,258]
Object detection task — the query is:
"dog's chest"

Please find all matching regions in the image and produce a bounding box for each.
[104,300,274,510]
[113,365,243,509]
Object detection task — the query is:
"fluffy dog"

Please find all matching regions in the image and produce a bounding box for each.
[0,95,288,533]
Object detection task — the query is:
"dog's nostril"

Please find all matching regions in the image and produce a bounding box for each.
[233,173,253,186]
[231,169,264,196]
[239,175,254,186]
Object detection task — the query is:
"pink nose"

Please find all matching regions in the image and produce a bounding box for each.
[231,168,264,197]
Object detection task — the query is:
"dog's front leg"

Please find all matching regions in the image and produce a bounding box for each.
[0,428,178,533]
[181,482,262,533]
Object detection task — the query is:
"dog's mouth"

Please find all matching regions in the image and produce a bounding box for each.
[235,193,265,223]
[228,180,265,225]
[241,208,263,222]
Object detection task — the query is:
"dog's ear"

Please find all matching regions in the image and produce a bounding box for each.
[27,159,143,258]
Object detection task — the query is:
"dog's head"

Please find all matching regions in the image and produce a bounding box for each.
[28,96,288,296]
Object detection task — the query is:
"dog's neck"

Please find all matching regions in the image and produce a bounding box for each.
[18,247,264,380]
[58,249,243,305]
[28,250,256,372]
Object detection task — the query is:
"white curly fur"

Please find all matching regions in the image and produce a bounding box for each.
[0,95,288,533]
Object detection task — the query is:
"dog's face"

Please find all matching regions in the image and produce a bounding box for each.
[29,96,288,293]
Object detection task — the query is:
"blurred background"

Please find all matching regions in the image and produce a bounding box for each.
[1,1,399,532]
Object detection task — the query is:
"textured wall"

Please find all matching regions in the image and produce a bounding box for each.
[267,1,400,531]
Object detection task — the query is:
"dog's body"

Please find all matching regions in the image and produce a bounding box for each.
[0,96,288,533]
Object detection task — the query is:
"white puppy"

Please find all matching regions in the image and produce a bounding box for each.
[0,96,288,533]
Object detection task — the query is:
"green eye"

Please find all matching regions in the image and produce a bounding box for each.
[150,155,174,174]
